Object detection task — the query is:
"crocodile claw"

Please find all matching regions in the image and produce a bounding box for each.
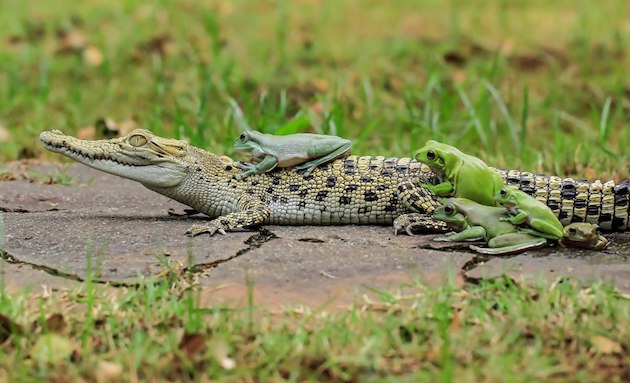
[186,223,227,237]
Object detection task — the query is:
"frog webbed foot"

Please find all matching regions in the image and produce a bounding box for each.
[233,162,259,180]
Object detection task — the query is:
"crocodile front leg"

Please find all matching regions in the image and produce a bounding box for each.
[186,195,271,236]
[393,181,449,235]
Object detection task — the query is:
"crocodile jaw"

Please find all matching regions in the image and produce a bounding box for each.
[40,131,188,188]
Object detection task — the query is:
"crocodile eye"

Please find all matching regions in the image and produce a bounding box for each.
[568,227,577,235]
[426,150,436,161]
[129,134,147,147]
[500,189,507,198]
[444,204,455,215]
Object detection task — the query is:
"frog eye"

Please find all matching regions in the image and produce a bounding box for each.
[426,150,436,161]
[129,134,147,147]
[568,227,577,235]
[444,204,455,215]
[500,189,508,198]
[239,133,248,142]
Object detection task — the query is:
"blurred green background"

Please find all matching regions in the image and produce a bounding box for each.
[0,0,628,179]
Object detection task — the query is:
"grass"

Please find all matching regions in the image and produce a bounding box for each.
[1,0,630,380]
[0,273,627,382]
[0,0,628,179]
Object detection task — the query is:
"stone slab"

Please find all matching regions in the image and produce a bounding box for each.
[1,163,630,304]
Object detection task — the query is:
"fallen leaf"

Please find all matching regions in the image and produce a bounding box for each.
[452,70,467,85]
[210,338,235,370]
[137,34,176,58]
[45,313,67,333]
[83,46,104,66]
[308,101,324,115]
[583,167,597,181]
[591,335,622,354]
[95,360,123,383]
[56,28,87,54]
[7,35,24,45]
[508,53,547,72]
[31,333,75,364]
[443,51,467,66]
[310,78,329,93]
[167,208,201,217]
[0,314,22,343]
[449,310,461,333]
[0,125,10,142]
[94,118,138,138]
[179,332,206,358]
[0,172,16,181]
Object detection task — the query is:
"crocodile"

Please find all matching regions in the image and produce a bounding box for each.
[39,129,630,235]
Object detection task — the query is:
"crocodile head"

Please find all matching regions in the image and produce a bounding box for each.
[40,129,190,187]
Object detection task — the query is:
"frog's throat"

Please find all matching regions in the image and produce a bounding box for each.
[439,215,467,231]
[426,162,446,183]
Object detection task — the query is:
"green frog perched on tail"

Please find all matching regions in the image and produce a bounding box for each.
[432,198,548,255]
[233,131,352,180]
[494,186,564,240]
[414,140,504,206]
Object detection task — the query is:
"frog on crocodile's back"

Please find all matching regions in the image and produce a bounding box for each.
[233,131,352,180]
[432,198,547,255]
[414,140,503,206]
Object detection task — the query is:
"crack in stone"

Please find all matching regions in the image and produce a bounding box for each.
[0,207,61,213]
[0,249,145,288]
[184,228,279,274]
[0,228,279,289]
[460,254,493,284]
[461,254,492,273]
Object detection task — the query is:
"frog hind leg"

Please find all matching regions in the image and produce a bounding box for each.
[470,233,547,255]
[526,218,564,240]
[296,141,352,175]
[421,181,454,197]
[518,226,563,240]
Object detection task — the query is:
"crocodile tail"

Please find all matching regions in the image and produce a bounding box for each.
[496,169,629,231]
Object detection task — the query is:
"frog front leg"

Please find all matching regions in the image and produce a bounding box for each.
[524,218,564,239]
[421,181,454,197]
[296,140,352,176]
[234,155,279,180]
[501,210,528,225]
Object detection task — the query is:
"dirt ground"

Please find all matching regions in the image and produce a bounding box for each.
[2,164,630,307]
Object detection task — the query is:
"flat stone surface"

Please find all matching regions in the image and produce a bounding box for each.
[0,260,82,293]
[199,226,472,307]
[466,240,630,292]
[1,163,630,305]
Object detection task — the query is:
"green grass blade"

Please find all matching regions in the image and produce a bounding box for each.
[483,80,518,150]
[599,97,612,145]
[458,87,489,146]
[520,85,530,158]
[228,98,251,133]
